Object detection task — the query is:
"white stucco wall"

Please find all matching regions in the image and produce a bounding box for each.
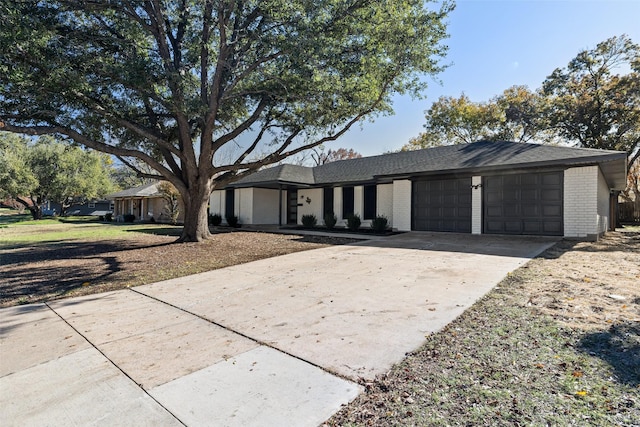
[209,190,225,216]
[377,184,393,224]
[252,188,280,224]
[334,187,345,226]
[354,186,365,225]
[297,188,323,223]
[392,179,412,231]
[471,176,482,234]
[236,188,253,225]
[564,166,610,239]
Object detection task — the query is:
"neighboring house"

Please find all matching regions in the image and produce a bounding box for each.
[210,141,627,240]
[106,182,185,223]
[44,200,113,216]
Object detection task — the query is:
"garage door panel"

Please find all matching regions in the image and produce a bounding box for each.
[483,172,563,236]
[543,173,562,185]
[504,221,522,233]
[543,221,562,233]
[523,221,542,233]
[542,189,562,201]
[413,177,471,233]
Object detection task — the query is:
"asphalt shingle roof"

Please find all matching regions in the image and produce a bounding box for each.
[232,141,627,189]
[106,182,161,199]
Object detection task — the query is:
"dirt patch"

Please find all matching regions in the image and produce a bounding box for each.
[0,230,356,307]
[327,231,640,426]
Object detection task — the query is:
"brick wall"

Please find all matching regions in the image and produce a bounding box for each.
[564,166,603,239]
[392,180,412,231]
[377,183,393,224]
[471,176,482,234]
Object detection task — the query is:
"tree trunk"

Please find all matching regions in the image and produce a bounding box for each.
[29,206,42,220]
[177,180,212,242]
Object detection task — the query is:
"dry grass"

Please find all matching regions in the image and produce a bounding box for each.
[327,231,640,426]
[0,218,355,307]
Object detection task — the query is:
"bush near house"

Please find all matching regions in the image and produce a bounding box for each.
[370,215,389,233]
[209,213,222,226]
[301,214,317,228]
[226,215,240,228]
[346,214,361,231]
[123,213,135,223]
[324,212,337,229]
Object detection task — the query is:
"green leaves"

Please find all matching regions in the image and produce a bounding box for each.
[1,0,454,239]
[0,133,115,214]
[542,35,640,164]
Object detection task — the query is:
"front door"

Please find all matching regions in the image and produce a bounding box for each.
[287,189,298,224]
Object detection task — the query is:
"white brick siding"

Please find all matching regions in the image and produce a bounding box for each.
[236,188,253,225]
[471,176,482,234]
[392,180,412,231]
[297,188,323,223]
[354,186,364,220]
[209,190,224,216]
[334,187,344,226]
[377,183,393,224]
[564,166,610,239]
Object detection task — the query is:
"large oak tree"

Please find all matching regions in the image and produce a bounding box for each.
[0,0,453,241]
[542,35,640,168]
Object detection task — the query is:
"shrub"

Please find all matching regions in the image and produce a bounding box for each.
[323,212,337,229]
[209,213,222,226]
[301,214,317,228]
[105,212,113,222]
[370,215,389,233]
[226,214,240,228]
[123,213,135,223]
[346,214,361,231]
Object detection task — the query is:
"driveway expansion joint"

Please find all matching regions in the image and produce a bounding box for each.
[43,301,187,427]
[129,287,357,384]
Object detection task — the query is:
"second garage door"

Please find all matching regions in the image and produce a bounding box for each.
[483,171,563,236]
[413,177,472,232]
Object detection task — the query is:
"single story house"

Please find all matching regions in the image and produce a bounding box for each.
[47,200,113,216]
[210,141,627,240]
[106,182,185,223]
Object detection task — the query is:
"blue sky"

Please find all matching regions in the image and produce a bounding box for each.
[334,0,640,156]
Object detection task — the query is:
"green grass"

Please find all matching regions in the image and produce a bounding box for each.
[0,209,181,245]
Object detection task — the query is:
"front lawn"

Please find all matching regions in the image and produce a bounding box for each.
[0,210,355,307]
[327,231,640,426]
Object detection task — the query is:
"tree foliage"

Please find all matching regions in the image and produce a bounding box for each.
[158,181,181,225]
[404,35,639,197]
[542,35,640,168]
[0,0,453,241]
[0,133,115,219]
[403,86,547,150]
[310,146,362,165]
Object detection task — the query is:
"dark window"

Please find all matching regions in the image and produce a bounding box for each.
[342,187,354,219]
[363,185,377,220]
[323,187,334,215]
[287,189,298,224]
[225,189,235,218]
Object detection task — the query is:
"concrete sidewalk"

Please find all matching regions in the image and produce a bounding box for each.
[1,233,557,426]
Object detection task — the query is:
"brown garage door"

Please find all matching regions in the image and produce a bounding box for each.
[413,177,472,233]
[483,171,563,236]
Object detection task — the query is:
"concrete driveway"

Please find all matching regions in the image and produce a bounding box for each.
[1,232,556,426]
